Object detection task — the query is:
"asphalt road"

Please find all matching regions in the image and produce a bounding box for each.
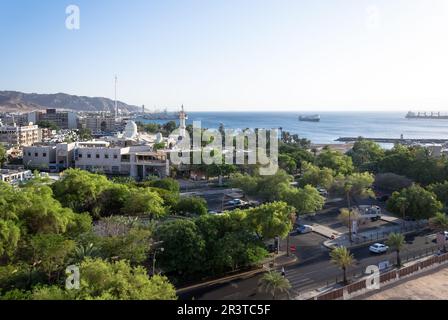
[179,229,439,300]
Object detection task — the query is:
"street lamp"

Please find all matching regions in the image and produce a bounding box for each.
[152,247,164,276]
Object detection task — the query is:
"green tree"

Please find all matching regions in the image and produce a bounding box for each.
[145,178,180,193]
[98,227,152,264]
[427,181,448,208]
[52,169,111,215]
[245,202,295,240]
[121,188,165,219]
[330,246,354,285]
[386,233,405,267]
[0,144,7,167]
[28,258,177,300]
[30,234,76,282]
[347,139,385,172]
[374,173,413,193]
[333,172,375,208]
[387,185,442,220]
[0,220,20,262]
[173,197,208,216]
[316,148,354,175]
[338,208,361,228]
[98,183,132,216]
[155,220,206,277]
[278,154,297,174]
[36,120,60,131]
[258,271,291,300]
[299,162,335,189]
[279,184,325,215]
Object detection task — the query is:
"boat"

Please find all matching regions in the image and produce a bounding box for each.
[406,111,448,120]
[299,114,320,122]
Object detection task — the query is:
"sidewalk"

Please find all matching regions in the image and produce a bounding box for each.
[323,221,428,249]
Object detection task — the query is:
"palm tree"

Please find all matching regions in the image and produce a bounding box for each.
[330,246,354,285]
[430,212,448,252]
[258,271,291,300]
[73,243,100,263]
[396,196,409,222]
[343,183,354,242]
[387,233,405,267]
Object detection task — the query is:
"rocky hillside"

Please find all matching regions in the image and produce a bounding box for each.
[0,91,140,113]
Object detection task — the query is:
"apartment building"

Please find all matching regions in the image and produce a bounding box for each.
[28,109,78,129]
[0,123,41,147]
[78,115,117,133]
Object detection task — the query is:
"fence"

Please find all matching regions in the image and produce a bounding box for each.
[311,250,448,300]
[351,220,428,246]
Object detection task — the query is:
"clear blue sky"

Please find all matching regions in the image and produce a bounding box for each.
[1,0,448,111]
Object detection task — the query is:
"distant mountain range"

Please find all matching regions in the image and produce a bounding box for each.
[0,91,140,113]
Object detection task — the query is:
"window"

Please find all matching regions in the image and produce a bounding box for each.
[87,154,91,158]
[35,153,38,157]
[96,154,100,159]
[43,153,47,157]
[105,154,109,159]
[78,153,83,158]
[114,154,118,159]
[28,152,31,156]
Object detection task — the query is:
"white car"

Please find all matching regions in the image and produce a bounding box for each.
[227,199,247,206]
[297,225,314,234]
[369,243,389,254]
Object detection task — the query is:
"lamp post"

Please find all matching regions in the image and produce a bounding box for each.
[152,247,164,275]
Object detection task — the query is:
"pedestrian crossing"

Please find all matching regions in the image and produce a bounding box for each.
[285,271,316,289]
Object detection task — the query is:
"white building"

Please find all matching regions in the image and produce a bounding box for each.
[0,169,33,184]
[75,143,168,179]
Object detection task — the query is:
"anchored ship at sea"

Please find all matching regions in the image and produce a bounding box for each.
[406,111,448,119]
[299,114,320,122]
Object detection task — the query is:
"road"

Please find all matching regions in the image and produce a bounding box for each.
[179,229,438,300]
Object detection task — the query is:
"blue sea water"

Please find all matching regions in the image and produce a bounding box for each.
[138,112,448,145]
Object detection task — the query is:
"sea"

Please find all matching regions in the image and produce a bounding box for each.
[137,112,448,145]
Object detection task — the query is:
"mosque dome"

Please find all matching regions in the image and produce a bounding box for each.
[123,120,138,139]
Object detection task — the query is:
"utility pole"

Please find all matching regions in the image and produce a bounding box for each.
[114,75,118,117]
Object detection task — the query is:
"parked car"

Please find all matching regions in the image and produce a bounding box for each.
[444,231,448,240]
[369,243,389,254]
[317,188,328,197]
[297,225,314,234]
[226,199,247,207]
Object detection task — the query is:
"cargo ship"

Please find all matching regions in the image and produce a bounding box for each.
[406,111,448,119]
[299,114,320,122]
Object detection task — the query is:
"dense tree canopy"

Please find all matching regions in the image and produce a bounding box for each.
[347,139,385,172]
[316,148,354,175]
[173,197,208,216]
[387,185,442,219]
[299,162,335,189]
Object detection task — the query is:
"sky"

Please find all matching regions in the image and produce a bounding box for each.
[1,0,448,112]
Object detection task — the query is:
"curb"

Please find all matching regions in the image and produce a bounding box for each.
[323,228,429,250]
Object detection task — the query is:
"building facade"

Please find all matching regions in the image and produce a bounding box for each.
[78,114,117,133]
[0,123,41,147]
[23,141,169,179]
[0,169,33,184]
[28,109,78,129]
